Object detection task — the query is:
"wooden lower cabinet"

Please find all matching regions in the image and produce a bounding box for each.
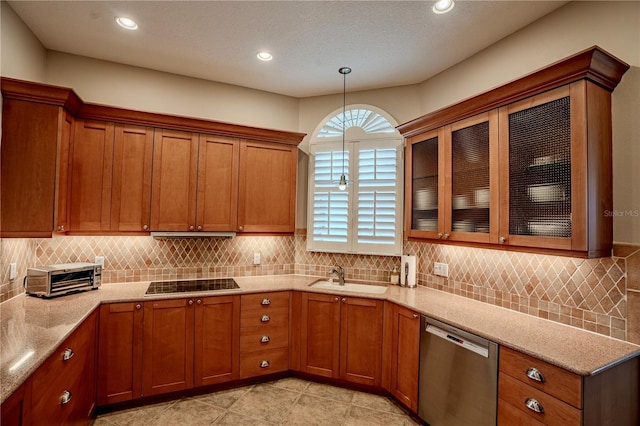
[194,296,240,386]
[498,346,639,426]
[141,296,240,397]
[384,303,420,411]
[97,302,144,405]
[1,380,32,426]
[299,293,384,386]
[31,310,97,426]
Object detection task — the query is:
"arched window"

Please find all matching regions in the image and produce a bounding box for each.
[307,105,403,255]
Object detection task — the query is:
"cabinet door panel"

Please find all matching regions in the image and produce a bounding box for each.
[150,129,198,231]
[197,135,239,231]
[1,100,61,237]
[340,297,384,386]
[111,124,153,232]
[54,111,73,233]
[405,128,446,239]
[300,293,341,378]
[143,299,194,395]
[194,296,240,386]
[390,305,420,411]
[69,119,114,231]
[238,140,296,233]
[97,303,143,405]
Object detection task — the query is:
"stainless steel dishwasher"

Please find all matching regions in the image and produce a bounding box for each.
[419,316,498,426]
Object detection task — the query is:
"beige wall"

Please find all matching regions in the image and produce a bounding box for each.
[0,1,46,82]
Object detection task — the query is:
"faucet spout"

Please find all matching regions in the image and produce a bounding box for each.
[329,266,345,286]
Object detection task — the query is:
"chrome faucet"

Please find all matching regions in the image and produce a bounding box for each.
[329,266,345,286]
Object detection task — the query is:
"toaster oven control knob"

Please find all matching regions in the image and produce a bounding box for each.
[62,348,74,361]
[143,225,148,230]
[60,390,72,405]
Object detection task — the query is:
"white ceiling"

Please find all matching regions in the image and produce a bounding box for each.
[8,1,568,98]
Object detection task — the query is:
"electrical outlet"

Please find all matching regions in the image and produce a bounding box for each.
[9,263,17,280]
[253,252,261,265]
[95,256,105,268]
[434,262,449,277]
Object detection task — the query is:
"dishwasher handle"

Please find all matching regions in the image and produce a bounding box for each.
[425,323,490,358]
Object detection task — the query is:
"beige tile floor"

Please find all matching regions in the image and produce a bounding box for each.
[92,377,422,425]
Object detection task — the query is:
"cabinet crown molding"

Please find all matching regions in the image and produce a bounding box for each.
[397,46,629,138]
[1,77,306,145]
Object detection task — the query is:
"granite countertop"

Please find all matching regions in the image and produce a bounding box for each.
[2,274,639,404]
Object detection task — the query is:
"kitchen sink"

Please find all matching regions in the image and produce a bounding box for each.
[309,280,388,294]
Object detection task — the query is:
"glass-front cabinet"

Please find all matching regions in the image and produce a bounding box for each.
[405,128,444,240]
[400,46,628,257]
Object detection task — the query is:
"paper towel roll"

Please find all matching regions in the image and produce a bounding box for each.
[400,255,417,288]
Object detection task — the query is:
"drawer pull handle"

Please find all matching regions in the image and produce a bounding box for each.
[261,335,270,343]
[525,398,544,414]
[62,348,74,361]
[526,367,545,382]
[261,315,270,322]
[60,390,72,405]
[261,298,271,305]
[260,360,270,368]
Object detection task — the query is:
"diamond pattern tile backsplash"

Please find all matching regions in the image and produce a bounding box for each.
[2,233,639,343]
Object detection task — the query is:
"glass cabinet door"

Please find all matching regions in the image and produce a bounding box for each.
[499,84,581,250]
[446,111,498,243]
[406,128,444,238]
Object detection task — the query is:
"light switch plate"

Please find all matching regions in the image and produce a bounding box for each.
[95,256,105,268]
[253,252,261,265]
[434,262,449,277]
[9,263,17,280]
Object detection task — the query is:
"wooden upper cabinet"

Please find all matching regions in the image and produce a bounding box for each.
[196,135,239,231]
[111,124,154,232]
[69,119,115,232]
[1,99,71,237]
[55,111,74,233]
[399,47,628,257]
[150,129,199,231]
[238,140,297,233]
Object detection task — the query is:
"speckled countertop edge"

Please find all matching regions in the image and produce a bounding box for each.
[2,274,639,404]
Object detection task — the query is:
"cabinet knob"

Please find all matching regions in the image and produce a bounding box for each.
[188,300,194,306]
[143,225,148,230]
[260,360,270,368]
[526,367,545,383]
[443,233,449,240]
[525,398,544,414]
[260,335,270,343]
[136,304,142,310]
[197,225,202,231]
[196,299,202,305]
[239,225,244,231]
[499,236,507,243]
[334,297,339,302]
[62,348,74,361]
[413,313,419,319]
[261,298,271,305]
[341,298,346,303]
[437,233,443,239]
[261,314,270,322]
[58,225,65,231]
[60,390,72,405]
[189,225,195,231]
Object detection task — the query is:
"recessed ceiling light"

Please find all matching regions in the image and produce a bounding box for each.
[116,17,138,30]
[257,51,273,62]
[433,0,454,14]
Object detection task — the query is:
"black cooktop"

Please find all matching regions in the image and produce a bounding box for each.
[145,278,240,295]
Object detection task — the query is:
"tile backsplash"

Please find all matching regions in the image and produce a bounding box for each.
[2,233,639,345]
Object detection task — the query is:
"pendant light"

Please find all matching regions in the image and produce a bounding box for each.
[338,66,351,191]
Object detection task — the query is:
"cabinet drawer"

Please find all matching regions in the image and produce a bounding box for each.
[241,306,289,328]
[240,347,288,378]
[498,398,545,426]
[499,373,582,426]
[240,326,289,353]
[500,346,582,408]
[241,291,290,312]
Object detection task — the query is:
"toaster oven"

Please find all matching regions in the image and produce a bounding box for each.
[24,262,101,298]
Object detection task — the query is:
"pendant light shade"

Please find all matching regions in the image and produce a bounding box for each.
[338,66,351,191]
